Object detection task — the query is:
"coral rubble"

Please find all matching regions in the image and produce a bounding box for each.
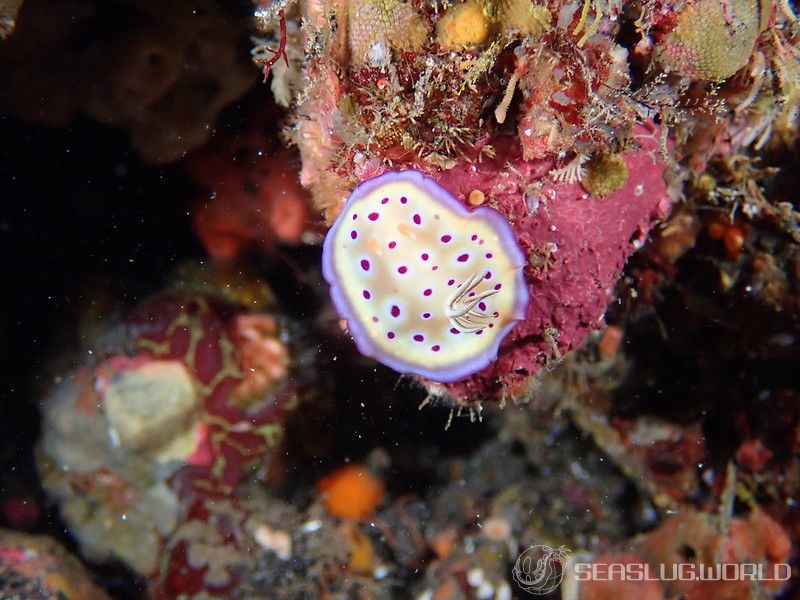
[35,268,320,595]
[0,529,111,600]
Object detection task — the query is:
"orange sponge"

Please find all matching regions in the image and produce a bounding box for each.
[318,464,384,520]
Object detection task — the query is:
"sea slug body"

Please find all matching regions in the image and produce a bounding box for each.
[322,170,529,382]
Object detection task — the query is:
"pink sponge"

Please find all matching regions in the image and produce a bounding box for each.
[433,125,672,401]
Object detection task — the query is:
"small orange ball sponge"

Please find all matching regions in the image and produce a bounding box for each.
[318,464,384,520]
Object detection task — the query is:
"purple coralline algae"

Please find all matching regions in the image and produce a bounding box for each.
[322,170,529,382]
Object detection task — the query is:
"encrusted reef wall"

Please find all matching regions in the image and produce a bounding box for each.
[255,0,797,403]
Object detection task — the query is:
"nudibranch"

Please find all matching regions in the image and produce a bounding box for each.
[323,170,529,382]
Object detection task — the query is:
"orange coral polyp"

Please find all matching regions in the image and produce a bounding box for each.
[318,464,384,520]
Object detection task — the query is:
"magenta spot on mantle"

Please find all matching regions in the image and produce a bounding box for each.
[450,328,460,334]
[398,265,408,274]
[421,253,429,261]
[447,279,455,286]
[423,288,432,296]
[494,283,502,290]
[413,334,424,342]
[457,253,469,262]
[441,234,451,243]
[400,196,408,204]
[413,214,421,225]
[360,259,370,271]
[387,331,395,339]
[422,312,431,318]
[390,305,400,317]
[368,212,379,221]
[381,197,389,204]
[478,301,486,311]
[363,290,371,299]
[350,230,358,239]
[432,345,440,352]
[388,241,397,249]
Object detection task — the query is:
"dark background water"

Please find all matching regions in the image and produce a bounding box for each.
[0,108,201,595]
[0,90,492,598]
